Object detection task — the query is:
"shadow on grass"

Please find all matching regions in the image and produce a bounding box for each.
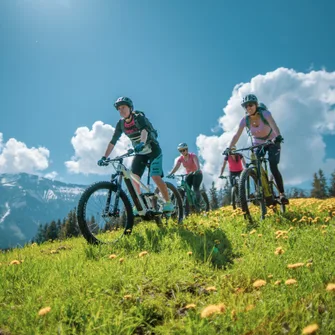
[119,223,235,269]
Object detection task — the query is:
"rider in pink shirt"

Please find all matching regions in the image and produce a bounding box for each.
[168,142,203,204]
[219,145,246,185]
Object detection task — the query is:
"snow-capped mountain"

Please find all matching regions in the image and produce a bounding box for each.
[0,173,87,249]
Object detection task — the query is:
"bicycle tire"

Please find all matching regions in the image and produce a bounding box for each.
[239,167,267,224]
[154,181,184,224]
[77,181,133,245]
[177,187,190,217]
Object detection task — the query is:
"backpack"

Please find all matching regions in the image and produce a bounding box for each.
[121,111,158,143]
[245,109,272,140]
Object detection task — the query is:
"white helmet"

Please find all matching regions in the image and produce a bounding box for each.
[177,142,188,150]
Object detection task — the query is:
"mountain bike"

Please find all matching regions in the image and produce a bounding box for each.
[220,175,241,210]
[77,149,184,245]
[167,172,210,217]
[232,141,286,225]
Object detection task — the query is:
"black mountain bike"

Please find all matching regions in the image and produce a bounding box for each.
[232,142,286,225]
[77,149,183,244]
[168,173,210,216]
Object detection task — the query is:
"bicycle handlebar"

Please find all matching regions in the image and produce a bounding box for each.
[105,149,135,164]
[229,140,274,154]
[167,171,201,179]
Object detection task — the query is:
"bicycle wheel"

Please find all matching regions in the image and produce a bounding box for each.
[269,181,286,213]
[77,181,133,245]
[154,181,184,224]
[239,167,267,224]
[177,187,190,217]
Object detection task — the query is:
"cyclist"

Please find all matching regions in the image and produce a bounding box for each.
[97,96,174,213]
[223,94,289,205]
[219,145,246,186]
[168,143,203,205]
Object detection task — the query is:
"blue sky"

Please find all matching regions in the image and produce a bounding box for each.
[1,0,335,190]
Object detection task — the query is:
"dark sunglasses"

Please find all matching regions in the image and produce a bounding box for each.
[245,103,255,108]
[179,149,187,153]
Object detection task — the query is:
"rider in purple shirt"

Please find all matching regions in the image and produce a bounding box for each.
[223,95,289,205]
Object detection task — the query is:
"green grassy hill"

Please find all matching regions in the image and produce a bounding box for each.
[1,198,335,335]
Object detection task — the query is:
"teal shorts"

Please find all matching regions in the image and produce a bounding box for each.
[131,150,163,178]
[150,153,163,177]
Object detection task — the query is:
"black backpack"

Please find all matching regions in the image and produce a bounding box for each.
[121,111,158,143]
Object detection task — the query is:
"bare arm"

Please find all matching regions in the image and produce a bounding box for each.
[228,123,245,148]
[104,143,115,158]
[169,161,182,175]
[140,129,148,143]
[220,160,227,176]
[266,114,281,136]
[193,155,201,171]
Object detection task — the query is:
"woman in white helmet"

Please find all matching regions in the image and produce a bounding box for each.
[223,94,289,205]
[168,143,203,204]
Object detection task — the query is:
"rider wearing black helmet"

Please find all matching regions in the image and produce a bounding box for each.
[97,96,174,213]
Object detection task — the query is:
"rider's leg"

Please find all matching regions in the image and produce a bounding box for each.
[267,144,284,193]
[193,172,203,203]
[186,174,195,203]
[229,172,234,187]
[130,155,147,194]
[152,176,169,201]
[268,144,288,204]
[150,153,174,211]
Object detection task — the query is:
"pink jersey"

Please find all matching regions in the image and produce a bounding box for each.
[177,152,201,174]
[239,110,278,144]
[224,154,243,172]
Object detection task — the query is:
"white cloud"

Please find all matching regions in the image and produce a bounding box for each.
[65,121,132,175]
[197,68,335,188]
[44,171,59,180]
[0,133,50,174]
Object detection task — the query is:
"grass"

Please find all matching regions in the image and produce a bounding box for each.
[1,198,335,334]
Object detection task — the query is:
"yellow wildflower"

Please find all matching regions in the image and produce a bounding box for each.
[274,247,285,255]
[302,323,319,334]
[285,279,297,285]
[139,251,148,257]
[253,280,267,288]
[287,263,305,269]
[201,304,225,318]
[38,307,51,316]
[185,303,196,309]
[326,283,335,291]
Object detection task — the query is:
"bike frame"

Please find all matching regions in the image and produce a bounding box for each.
[249,150,272,198]
[174,174,197,207]
[106,151,161,217]
[233,142,273,203]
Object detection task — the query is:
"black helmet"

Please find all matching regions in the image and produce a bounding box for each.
[114,96,133,111]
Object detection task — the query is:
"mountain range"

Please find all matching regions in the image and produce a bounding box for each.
[0,173,87,249]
